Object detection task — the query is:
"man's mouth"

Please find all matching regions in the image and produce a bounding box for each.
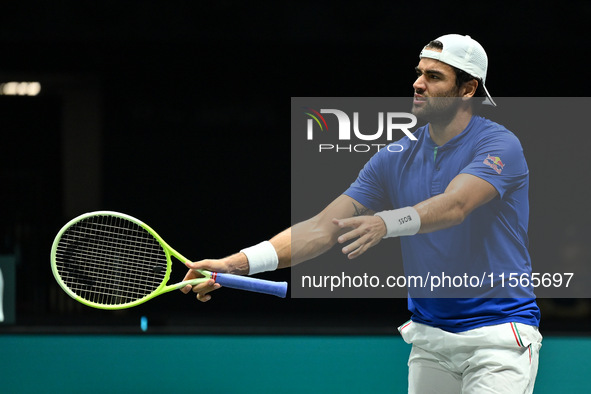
[413,94,427,105]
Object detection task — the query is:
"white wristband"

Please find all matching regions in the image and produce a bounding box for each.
[374,206,421,238]
[240,241,279,275]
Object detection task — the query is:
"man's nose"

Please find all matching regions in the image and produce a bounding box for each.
[413,75,426,93]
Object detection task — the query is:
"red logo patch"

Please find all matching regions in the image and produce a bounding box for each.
[483,154,505,174]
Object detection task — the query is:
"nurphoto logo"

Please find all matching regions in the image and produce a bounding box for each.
[303,107,417,153]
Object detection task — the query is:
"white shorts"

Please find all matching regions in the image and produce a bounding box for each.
[398,320,543,394]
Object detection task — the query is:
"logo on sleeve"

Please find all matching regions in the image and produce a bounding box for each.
[483,154,505,174]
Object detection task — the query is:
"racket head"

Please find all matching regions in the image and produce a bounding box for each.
[51,211,175,310]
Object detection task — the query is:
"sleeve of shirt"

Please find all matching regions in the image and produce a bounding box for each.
[460,129,528,199]
[343,148,391,212]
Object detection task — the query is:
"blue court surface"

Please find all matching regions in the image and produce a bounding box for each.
[0,334,588,393]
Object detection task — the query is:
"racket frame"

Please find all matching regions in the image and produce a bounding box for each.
[51,211,217,310]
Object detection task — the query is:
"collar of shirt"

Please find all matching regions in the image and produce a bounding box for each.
[423,115,478,151]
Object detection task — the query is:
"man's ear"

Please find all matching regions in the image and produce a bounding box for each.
[461,79,478,99]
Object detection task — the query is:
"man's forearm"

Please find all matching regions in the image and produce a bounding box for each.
[414,192,466,234]
[270,218,341,268]
[270,228,292,268]
[237,194,367,273]
[413,174,498,234]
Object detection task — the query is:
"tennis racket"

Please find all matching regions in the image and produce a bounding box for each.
[50,211,288,310]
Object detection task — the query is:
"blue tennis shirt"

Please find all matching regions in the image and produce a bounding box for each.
[344,115,540,332]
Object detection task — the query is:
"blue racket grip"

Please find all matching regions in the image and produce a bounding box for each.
[213,273,288,298]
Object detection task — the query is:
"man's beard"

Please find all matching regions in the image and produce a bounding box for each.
[412,94,463,126]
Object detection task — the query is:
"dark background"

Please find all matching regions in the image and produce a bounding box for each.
[1,1,590,334]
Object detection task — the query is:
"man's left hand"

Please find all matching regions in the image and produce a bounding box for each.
[332,216,387,259]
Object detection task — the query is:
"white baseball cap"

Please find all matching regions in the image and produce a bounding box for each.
[419,34,496,106]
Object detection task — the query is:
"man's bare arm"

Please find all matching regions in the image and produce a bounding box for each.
[414,173,498,233]
[261,195,372,269]
[180,194,371,301]
[335,173,499,259]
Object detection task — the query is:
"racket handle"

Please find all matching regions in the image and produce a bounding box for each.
[213,273,288,298]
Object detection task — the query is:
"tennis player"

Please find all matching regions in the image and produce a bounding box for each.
[182,34,542,393]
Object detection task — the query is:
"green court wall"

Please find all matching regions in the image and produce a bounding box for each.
[0,335,587,393]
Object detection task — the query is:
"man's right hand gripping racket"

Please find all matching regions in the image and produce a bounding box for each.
[50,211,288,310]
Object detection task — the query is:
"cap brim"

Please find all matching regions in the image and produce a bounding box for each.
[482,85,496,106]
